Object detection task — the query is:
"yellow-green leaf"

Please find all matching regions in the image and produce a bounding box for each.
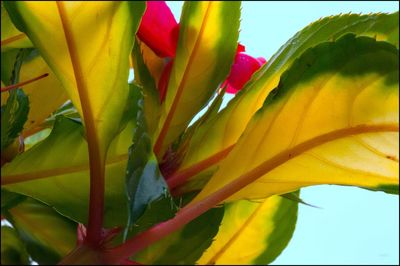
[198,194,298,265]
[7,197,77,264]
[1,226,30,265]
[131,40,161,139]
[191,34,399,205]
[2,116,136,227]
[153,2,241,157]
[176,12,399,188]
[135,40,166,86]
[4,1,145,157]
[2,50,68,134]
[1,3,31,52]
[133,204,224,265]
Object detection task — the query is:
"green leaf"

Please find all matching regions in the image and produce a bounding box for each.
[131,39,161,140]
[1,189,26,214]
[115,192,177,248]
[1,3,32,52]
[2,49,68,134]
[133,205,225,265]
[2,81,145,228]
[1,88,29,151]
[153,2,241,157]
[0,49,19,85]
[2,113,137,227]
[197,193,299,265]
[124,88,176,239]
[191,34,399,204]
[1,226,30,265]
[177,12,399,187]
[1,49,30,151]
[6,198,77,265]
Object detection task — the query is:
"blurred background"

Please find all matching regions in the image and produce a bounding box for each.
[166,1,399,264]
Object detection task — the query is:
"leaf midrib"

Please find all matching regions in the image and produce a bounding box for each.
[206,202,265,264]
[191,123,399,205]
[154,2,213,155]
[2,154,128,185]
[0,33,26,46]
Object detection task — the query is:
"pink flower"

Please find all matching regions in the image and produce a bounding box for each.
[137,1,266,100]
[222,44,266,94]
[137,1,179,58]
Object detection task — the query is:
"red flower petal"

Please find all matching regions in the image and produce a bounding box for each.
[224,52,266,94]
[237,43,246,53]
[137,1,179,58]
[256,57,267,65]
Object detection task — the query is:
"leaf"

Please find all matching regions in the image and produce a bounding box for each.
[191,34,399,205]
[0,49,19,85]
[2,49,69,134]
[1,189,26,214]
[133,204,225,265]
[138,40,167,85]
[131,39,161,139]
[6,197,77,265]
[2,113,137,227]
[4,1,146,160]
[197,193,299,265]
[177,12,399,186]
[153,2,241,157]
[124,88,176,239]
[1,226,30,265]
[1,89,29,151]
[2,84,142,229]
[281,191,320,209]
[161,90,226,179]
[1,3,32,52]
[1,49,30,151]
[126,192,177,239]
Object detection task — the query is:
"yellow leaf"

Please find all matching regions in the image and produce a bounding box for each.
[191,35,399,205]
[198,195,298,265]
[137,40,166,85]
[1,3,31,52]
[176,12,399,188]
[17,54,67,134]
[4,1,145,156]
[153,2,241,157]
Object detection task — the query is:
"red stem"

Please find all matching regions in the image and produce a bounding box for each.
[105,124,398,263]
[1,73,49,92]
[166,145,235,190]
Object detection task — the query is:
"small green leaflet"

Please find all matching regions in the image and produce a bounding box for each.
[133,197,225,265]
[131,39,161,140]
[1,189,26,214]
[6,198,77,265]
[1,49,30,151]
[1,226,30,265]
[124,87,177,240]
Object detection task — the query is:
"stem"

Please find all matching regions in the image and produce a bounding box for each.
[166,145,235,189]
[56,2,105,245]
[1,73,49,92]
[0,33,26,47]
[58,245,104,265]
[105,124,398,263]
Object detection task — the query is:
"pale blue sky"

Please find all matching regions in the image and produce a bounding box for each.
[166,1,399,264]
